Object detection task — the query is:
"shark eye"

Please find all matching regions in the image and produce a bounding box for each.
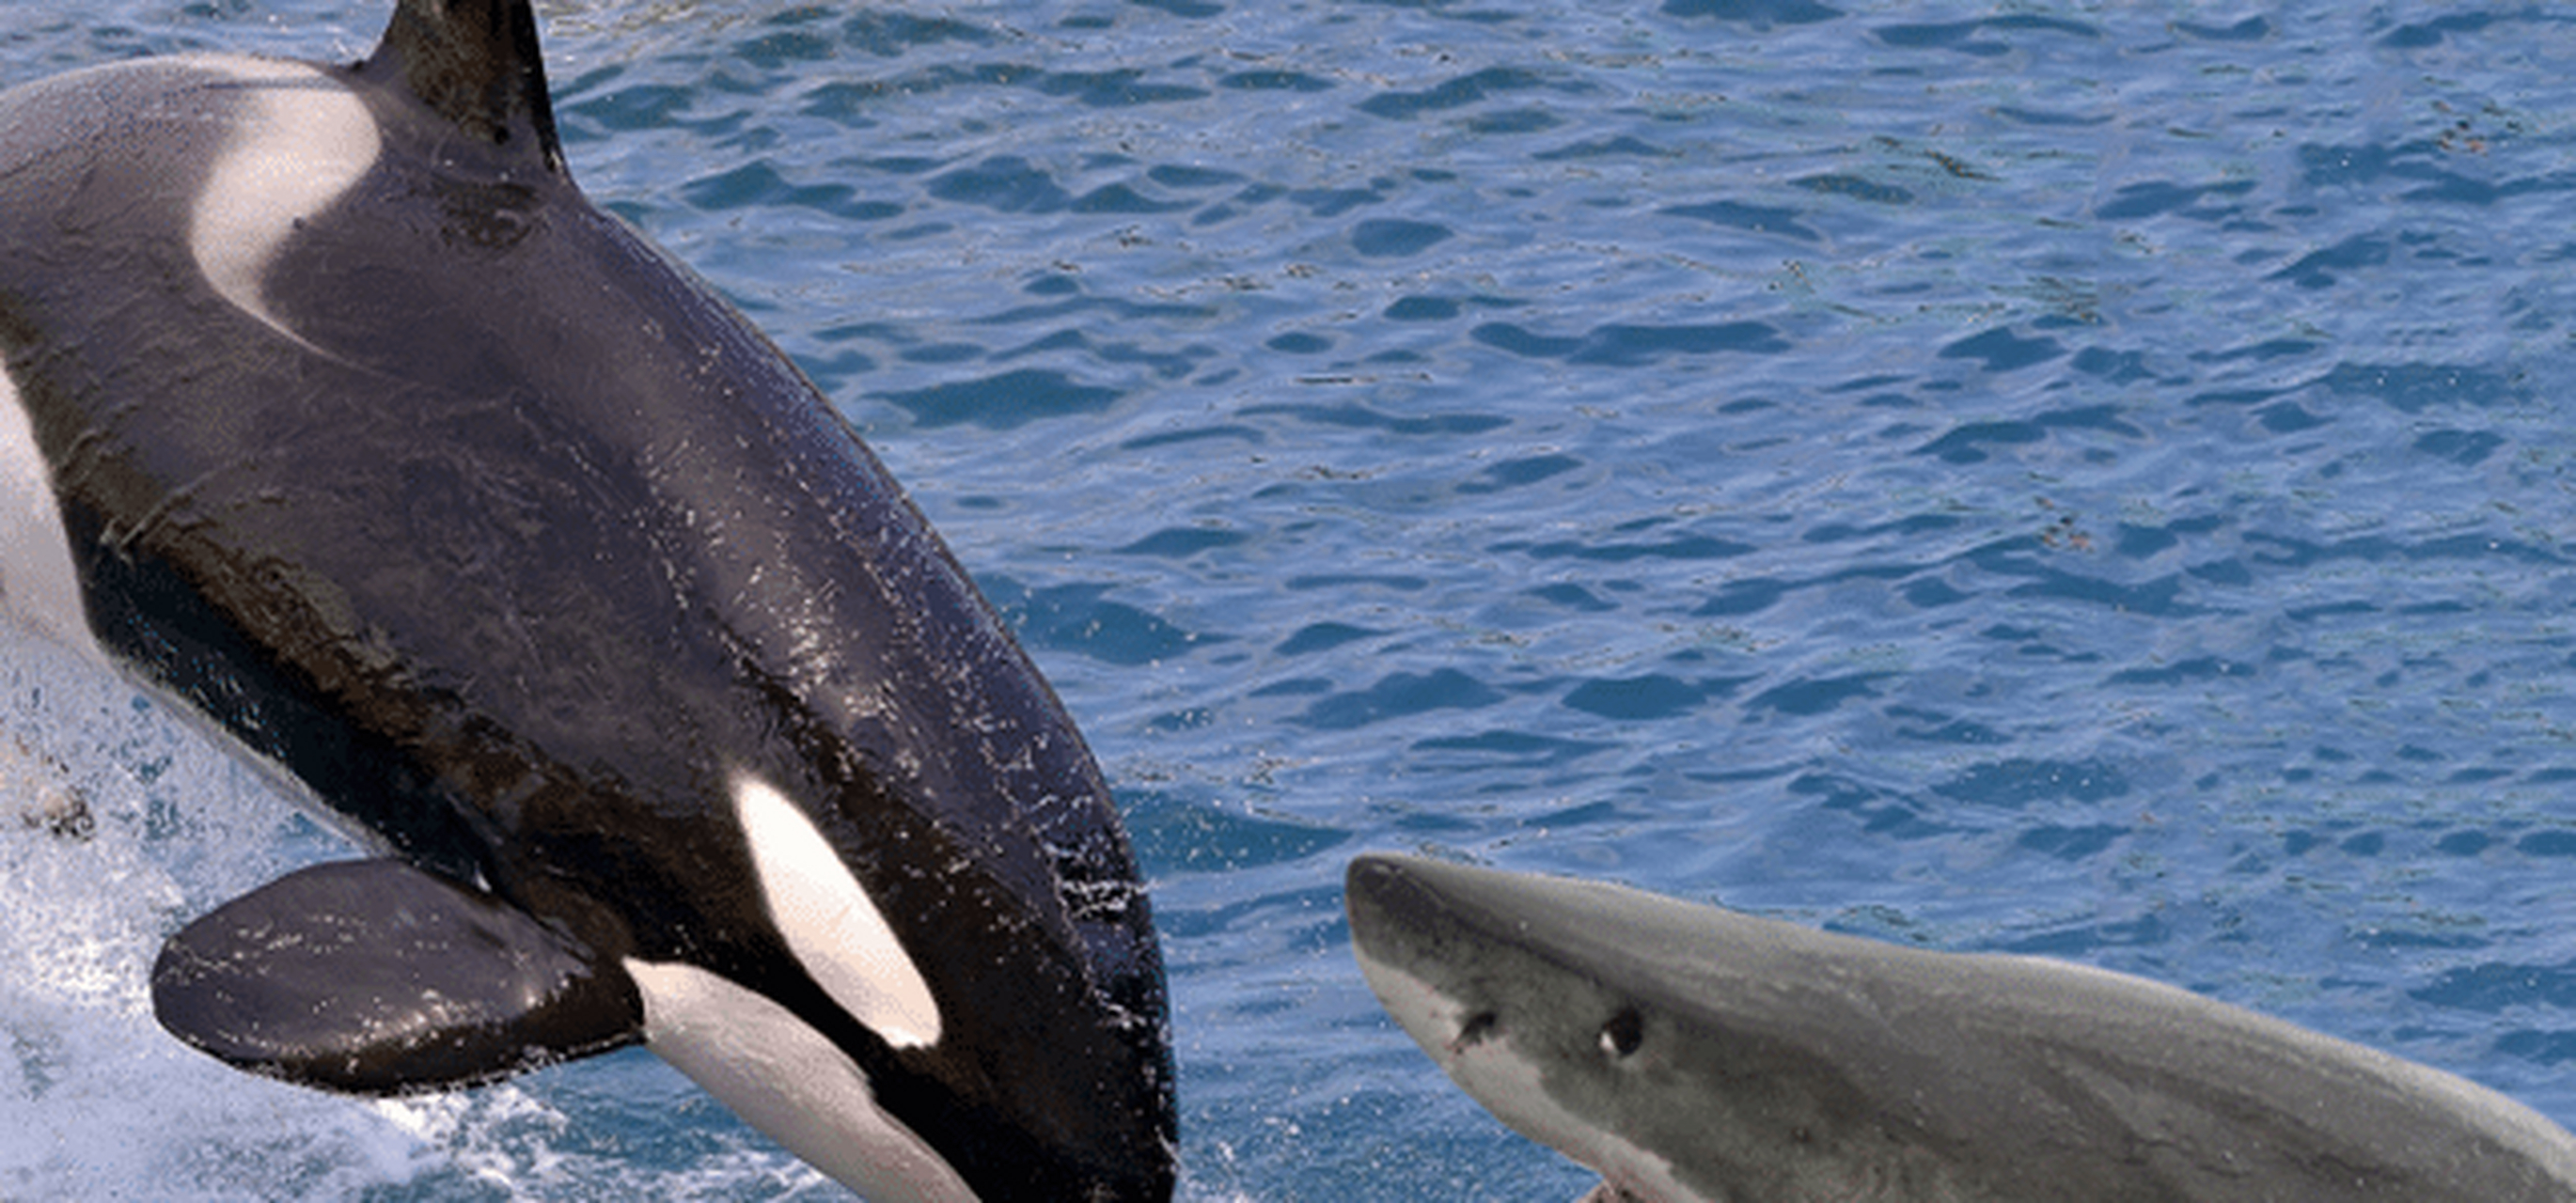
[1453,1009,1500,1050]
[1598,1005,1643,1058]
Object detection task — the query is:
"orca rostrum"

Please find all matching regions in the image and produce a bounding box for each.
[0,2,1173,1197]
[1346,853,2576,1203]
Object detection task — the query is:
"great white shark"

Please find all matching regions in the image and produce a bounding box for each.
[1345,852,2576,1202]
[0,1,1173,1197]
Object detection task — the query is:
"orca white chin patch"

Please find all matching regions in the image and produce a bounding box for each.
[184,55,381,349]
[732,773,944,1049]
[627,958,978,1203]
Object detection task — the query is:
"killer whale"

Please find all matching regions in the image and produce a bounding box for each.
[1345,853,2576,1202]
[0,2,1173,1197]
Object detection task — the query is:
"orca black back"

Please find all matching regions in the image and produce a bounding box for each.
[0,3,1175,1196]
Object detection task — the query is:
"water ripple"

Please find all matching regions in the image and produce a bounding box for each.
[20,0,2576,1195]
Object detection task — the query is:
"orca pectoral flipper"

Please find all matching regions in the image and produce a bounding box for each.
[152,859,643,1095]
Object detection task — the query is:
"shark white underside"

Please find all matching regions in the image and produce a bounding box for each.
[1354,948,1704,1203]
[1345,853,2576,1203]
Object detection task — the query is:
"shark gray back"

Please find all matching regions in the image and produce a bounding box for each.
[0,2,1173,1196]
[1345,853,2576,1202]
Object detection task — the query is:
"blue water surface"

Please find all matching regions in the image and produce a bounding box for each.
[3,1,2574,1199]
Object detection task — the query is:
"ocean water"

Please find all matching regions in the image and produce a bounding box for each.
[3,0,2574,1198]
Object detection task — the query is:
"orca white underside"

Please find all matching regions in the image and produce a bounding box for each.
[0,361,99,660]
[0,3,1178,1194]
[0,53,377,656]
[628,958,976,1203]
[0,353,390,858]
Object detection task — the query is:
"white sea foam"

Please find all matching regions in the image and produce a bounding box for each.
[0,631,437,1200]
[0,627,831,1199]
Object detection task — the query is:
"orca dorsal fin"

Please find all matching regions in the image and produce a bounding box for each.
[362,0,565,174]
[151,859,643,1095]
